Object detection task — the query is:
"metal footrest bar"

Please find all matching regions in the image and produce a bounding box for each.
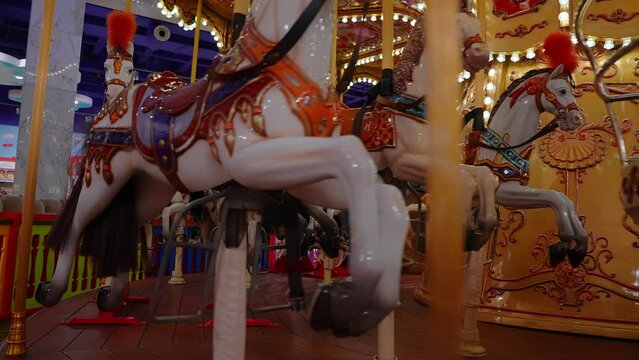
[147,190,228,324]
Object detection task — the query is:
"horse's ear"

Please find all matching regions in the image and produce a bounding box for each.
[549,64,565,79]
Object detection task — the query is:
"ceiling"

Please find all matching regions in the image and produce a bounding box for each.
[0,0,411,132]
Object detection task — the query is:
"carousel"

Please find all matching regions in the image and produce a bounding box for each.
[0,0,638,359]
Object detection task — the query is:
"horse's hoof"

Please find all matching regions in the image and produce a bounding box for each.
[567,237,588,268]
[309,282,394,337]
[309,284,334,332]
[96,286,119,311]
[318,235,341,258]
[35,281,62,308]
[548,241,571,267]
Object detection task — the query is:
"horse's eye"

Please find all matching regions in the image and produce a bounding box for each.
[559,89,567,95]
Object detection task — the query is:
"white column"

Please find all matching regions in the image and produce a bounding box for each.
[14,0,86,200]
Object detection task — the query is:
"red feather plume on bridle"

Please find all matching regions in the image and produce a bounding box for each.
[107,11,136,50]
[543,31,578,73]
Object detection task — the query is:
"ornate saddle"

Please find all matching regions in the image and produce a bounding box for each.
[141,71,207,115]
[132,71,210,192]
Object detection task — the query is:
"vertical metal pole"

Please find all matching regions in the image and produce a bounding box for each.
[125,0,131,12]
[4,0,56,357]
[231,0,249,45]
[330,0,338,86]
[424,0,464,358]
[377,1,396,359]
[190,0,203,84]
[380,0,394,95]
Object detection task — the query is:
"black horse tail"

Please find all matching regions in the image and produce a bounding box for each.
[47,172,139,278]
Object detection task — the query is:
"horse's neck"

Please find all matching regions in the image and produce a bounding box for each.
[105,85,120,104]
[478,96,540,158]
[250,0,333,97]
[405,54,428,96]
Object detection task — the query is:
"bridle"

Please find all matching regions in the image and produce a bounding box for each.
[106,48,133,88]
[475,70,580,151]
[463,34,484,56]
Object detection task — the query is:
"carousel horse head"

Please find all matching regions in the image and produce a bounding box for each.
[104,11,136,100]
[506,32,583,131]
[393,8,489,94]
[455,11,489,73]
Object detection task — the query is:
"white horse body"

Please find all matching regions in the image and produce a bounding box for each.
[38,0,408,340]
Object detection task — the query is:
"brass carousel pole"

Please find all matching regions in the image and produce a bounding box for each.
[323,0,339,285]
[125,0,131,12]
[4,0,56,357]
[380,0,394,95]
[190,0,203,84]
[231,0,249,45]
[423,0,464,358]
[377,1,395,359]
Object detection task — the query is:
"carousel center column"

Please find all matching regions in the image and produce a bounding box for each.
[13,0,87,200]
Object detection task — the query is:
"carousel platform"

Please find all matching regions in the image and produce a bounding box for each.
[1,273,637,360]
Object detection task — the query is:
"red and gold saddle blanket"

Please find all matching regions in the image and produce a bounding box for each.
[341,104,398,151]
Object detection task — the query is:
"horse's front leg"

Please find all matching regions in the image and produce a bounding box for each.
[495,182,586,267]
[460,164,499,247]
[220,136,403,336]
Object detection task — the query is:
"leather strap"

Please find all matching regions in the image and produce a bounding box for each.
[209,0,327,82]
[479,119,558,152]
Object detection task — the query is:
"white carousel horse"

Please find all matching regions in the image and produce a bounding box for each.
[342,10,499,247]
[37,0,407,345]
[467,63,588,267]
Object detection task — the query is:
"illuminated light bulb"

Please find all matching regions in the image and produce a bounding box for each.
[172,6,179,14]
[559,0,569,5]
[458,74,465,83]
[586,37,596,47]
[488,53,493,61]
[156,1,163,8]
[603,39,614,50]
[214,35,219,41]
[351,15,358,22]
[623,38,632,46]
[526,49,536,59]
[178,20,184,27]
[15,75,23,80]
[341,16,348,23]
[393,13,399,21]
[496,53,506,62]
[488,68,496,77]
[483,111,490,120]
[343,63,348,69]
[484,97,493,105]
[571,34,578,44]
[417,3,425,11]
[486,82,496,92]
[402,16,409,22]
[161,8,168,15]
[202,19,207,26]
[217,42,224,48]
[410,19,417,26]
[471,8,477,15]
[349,82,354,87]
[371,15,377,21]
[510,53,520,62]
[558,11,570,24]
[380,15,383,21]
[463,70,471,79]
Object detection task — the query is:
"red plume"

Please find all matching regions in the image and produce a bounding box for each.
[543,31,578,73]
[107,11,136,50]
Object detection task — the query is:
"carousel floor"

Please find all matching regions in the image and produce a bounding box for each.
[0,273,637,360]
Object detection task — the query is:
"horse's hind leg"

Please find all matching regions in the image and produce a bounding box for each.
[37,153,135,307]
